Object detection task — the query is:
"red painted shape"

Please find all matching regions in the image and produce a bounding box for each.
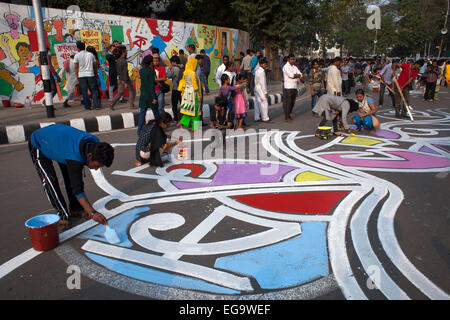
[233,191,349,215]
[167,164,205,178]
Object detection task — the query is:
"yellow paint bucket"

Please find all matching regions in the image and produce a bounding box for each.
[316,126,332,140]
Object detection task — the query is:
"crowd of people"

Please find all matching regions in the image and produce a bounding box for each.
[30,39,450,171]
[26,39,450,229]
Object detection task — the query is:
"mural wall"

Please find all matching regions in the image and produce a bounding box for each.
[0,3,249,105]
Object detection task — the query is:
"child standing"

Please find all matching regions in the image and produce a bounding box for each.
[219,73,246,112]
[232,74,248,130]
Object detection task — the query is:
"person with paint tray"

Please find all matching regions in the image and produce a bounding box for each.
[135,112,183,167]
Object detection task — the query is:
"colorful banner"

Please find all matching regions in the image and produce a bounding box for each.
[54,43,78,68]
[80,29,102,51]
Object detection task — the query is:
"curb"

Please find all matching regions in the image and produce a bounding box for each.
[0,87,306,145]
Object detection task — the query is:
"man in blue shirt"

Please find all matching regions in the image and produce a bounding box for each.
[249,50,261,96]
[29,124,114,229]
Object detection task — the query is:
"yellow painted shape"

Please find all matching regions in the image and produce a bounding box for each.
[341,136,382,146]
[295,171,336,182]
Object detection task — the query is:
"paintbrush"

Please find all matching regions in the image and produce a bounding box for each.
[104,225,120,244]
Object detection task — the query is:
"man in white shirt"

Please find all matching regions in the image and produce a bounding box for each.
[254,58,272,123]
[240,49,252,76]
[215,55,229,86]
[74,41,99,110]
[327,57,342,96]
[282,54,302,122]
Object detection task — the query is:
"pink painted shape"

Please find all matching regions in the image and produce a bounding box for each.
[374,130,400,139]
[320,151,450,169]
[419,146,440,155]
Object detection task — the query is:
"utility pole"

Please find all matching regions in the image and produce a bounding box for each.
[438,0,449,60]
[32,0,55,118]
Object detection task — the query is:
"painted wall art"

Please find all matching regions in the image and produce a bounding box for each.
[0,3,249,106]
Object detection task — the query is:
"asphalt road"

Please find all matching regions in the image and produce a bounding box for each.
[0,88,449,302]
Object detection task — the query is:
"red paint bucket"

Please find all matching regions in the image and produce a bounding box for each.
[2,100,11,108]
[25,214,60,251]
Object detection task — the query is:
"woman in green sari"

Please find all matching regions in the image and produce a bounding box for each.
[178,58,202,131]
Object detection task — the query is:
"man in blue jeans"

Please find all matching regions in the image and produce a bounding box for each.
[74,41,99,110]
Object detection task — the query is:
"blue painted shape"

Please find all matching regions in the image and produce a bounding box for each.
[151,35,167,54]
[79,207,150,248]
[214,222,329,289]
[29,6,45,19]
[85,253,239,295]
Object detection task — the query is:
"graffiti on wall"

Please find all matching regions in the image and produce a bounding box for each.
[0,3,249,105]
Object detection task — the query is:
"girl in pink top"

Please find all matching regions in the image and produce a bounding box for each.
[232,74,249,130]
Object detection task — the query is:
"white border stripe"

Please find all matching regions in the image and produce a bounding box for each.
[69,118,86,131]
[40,122,55,128]
[6,125,25,144]
[96,115,112,132]
[121,113,135,128]
[0,249,41,279]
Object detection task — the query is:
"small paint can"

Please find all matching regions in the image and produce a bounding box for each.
[177,144,190,160]
[25,214,60,251]
[316,126,332,140]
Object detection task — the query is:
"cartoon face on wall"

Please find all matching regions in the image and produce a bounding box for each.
[73,30,81,41]
[43,20,53,33]
[50,54,59,70]
[5,12,20,39]
[156,20,170,38]
[102,22,110,33]
[102,32,110,49]
[66,18,75,32]
[15,42,31,65]
[22,18,35,31]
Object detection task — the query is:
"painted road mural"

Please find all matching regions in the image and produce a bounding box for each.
[0,3,249,106]
[52,107,450,300]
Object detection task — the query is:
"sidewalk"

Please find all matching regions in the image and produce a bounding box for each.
[0,81,306,145]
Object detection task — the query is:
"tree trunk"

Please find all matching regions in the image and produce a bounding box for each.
[264,38,282,82]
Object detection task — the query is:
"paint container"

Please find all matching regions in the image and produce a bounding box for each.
[177,144,190,160]
[25,214,60,251]
[316,126,332,140]
[2,100,11,108]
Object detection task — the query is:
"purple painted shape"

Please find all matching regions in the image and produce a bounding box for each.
[419,146,440,155]
[173,163,296,189]
[433,144,450,153]
[320,151,450,169]
[374,130,400,139]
